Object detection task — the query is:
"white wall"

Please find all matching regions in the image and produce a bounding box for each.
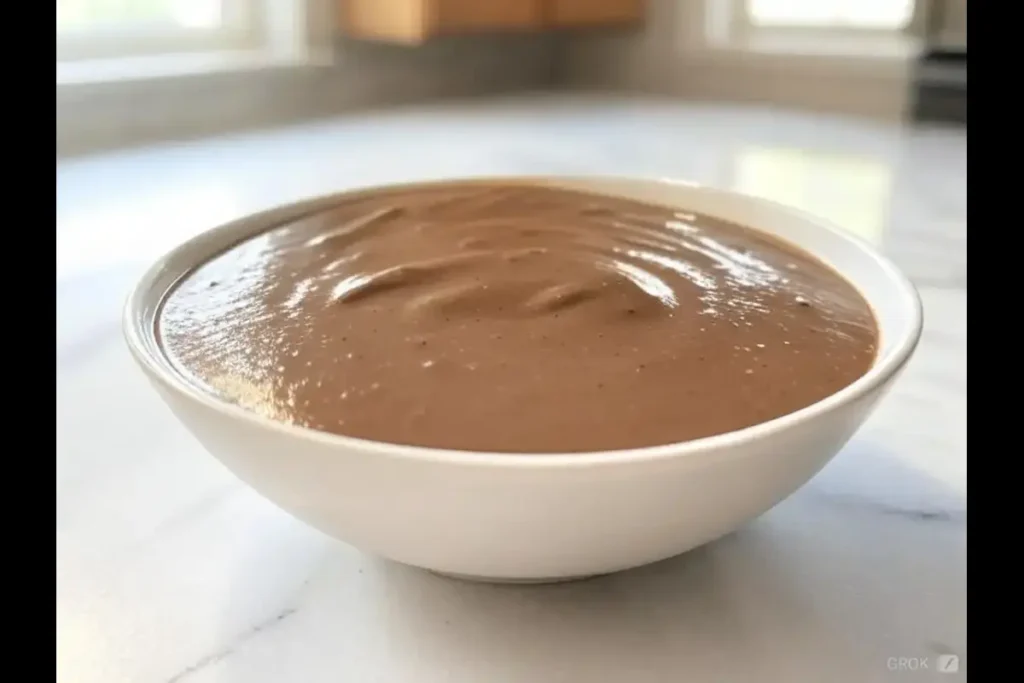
[934,0,966,47]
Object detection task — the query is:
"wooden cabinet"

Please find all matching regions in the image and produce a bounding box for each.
[341,0,643,44]
[342,0,428,43]
[435,0,545,33]
[342,0,543,43]
[547,0,644,27]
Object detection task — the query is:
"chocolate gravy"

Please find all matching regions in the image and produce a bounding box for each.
[158,182,878,453]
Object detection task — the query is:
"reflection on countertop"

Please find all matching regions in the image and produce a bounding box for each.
[732,146,894,246]
[57,95,966,683]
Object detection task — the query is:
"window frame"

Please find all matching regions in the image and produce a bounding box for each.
[727,0,928,44]
[56,0,266,63]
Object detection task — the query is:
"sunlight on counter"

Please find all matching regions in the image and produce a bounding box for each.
[56,183,243,283]
[731,146,893,246]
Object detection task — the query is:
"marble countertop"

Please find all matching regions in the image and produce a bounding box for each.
[57,96,966,683]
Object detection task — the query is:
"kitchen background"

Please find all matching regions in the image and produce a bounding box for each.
[56,2,967,681]
[57,0,966,153]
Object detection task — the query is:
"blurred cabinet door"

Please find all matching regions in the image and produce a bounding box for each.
[342,0,545,42]
[547,0,644,27]
[341,0,643,43]
[342,0,431,43]
[435,0,545,33]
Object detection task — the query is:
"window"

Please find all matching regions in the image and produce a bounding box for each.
[744,0,916,31]
[56,0,264,62]
[713,0,921,57]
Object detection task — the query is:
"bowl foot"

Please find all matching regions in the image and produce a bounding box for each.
[428,570,605,585]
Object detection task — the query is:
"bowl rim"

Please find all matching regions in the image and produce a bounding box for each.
[123,174,924,468]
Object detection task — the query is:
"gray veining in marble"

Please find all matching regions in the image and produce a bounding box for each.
[56,94,966,683]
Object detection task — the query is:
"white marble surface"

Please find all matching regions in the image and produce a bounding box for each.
[57,95,966,683]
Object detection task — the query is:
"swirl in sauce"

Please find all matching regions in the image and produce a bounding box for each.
[158,183,877,453]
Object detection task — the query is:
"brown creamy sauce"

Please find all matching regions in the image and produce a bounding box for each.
[158,183,877,453]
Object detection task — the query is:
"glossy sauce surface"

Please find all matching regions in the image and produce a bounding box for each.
[158,183,877,453]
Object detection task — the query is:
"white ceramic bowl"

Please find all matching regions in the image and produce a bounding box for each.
[124,176,922,583]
